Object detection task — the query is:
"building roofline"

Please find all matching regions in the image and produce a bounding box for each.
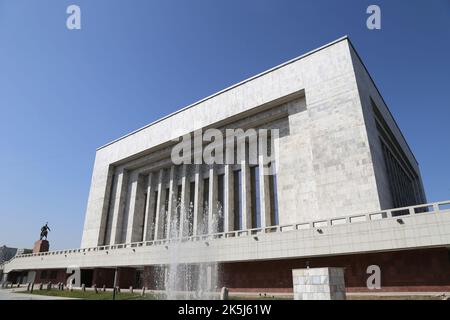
[96,35,349,151]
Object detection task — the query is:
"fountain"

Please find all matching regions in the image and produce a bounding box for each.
[151,197,223,300]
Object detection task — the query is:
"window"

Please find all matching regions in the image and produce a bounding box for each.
[203,178,210,210]
[269,173,279,225]
[372,98,425,207]
[217,174,225,232]
[188,181,195,236]
[233,170,242,230]
[381,141,417,208]
[163,187,170,238]
[202,178,210,233]
[151,190,158,239]
[250,166,261,228]
[176,184,182,233]
[140,192,148,242]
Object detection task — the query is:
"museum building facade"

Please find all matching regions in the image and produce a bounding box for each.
[2,37,450,293]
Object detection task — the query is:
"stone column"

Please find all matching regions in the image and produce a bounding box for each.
[1,273,8,285]
[97,169,115,246]
[193,165,203,236]
[208,166,218,234]
[154,169,166,240]
[223,165,234,232]
[179,165,190,238]
[109,169,129,244]
[143,173,156,241]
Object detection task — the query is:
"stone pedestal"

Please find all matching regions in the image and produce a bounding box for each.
[292,267,346,300]
[33,240,49,254]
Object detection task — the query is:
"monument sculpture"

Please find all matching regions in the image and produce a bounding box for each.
[33,223,51,254]
[40,223,51,240]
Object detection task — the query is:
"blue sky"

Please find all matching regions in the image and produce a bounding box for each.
[0,0,449,249]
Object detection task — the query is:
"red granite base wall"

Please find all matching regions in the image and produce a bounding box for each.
[91,267,138,288]
[92,268,116,288]
[143,266,165,290]
[34,269,67,284]
[32,268,137,288]
[117,267,136,288]
[5,271,29,284]
[24,248,450,292]
[220,248,450,293]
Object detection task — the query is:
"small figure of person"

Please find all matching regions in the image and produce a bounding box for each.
[40,222,51,240]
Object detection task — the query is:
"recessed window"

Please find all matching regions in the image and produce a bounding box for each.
[250,166,261,228]
[269,174,279,226]
[217,174,225,232]
[233,170,242,230]
[188,181,195,236]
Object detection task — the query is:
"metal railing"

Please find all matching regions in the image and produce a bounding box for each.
[2,200,449,266]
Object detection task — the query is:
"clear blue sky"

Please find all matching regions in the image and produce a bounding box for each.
[0,0,449,249]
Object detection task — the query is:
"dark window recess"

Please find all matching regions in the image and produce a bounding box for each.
[233,170,242,230]
[176,184,182,232]
[203,178,210,209]
[372,99,426,208]
[202,178,210,233]
[269,173,279,226]
[381,140,419,209]
[151,190,158,239]
[140,192,148,242]
[250,166,261,228]
[188,181,195,236]
[217,174,225,233]
[163,188,170,238]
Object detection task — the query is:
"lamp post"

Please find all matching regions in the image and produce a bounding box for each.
[112,267,118,300]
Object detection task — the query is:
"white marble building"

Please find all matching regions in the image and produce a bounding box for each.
[80,36,426,248]
[5,37,447,295]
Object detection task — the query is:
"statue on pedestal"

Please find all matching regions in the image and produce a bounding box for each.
[40,223,51,240]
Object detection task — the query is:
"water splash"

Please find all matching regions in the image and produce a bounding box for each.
[154,197,223,299]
